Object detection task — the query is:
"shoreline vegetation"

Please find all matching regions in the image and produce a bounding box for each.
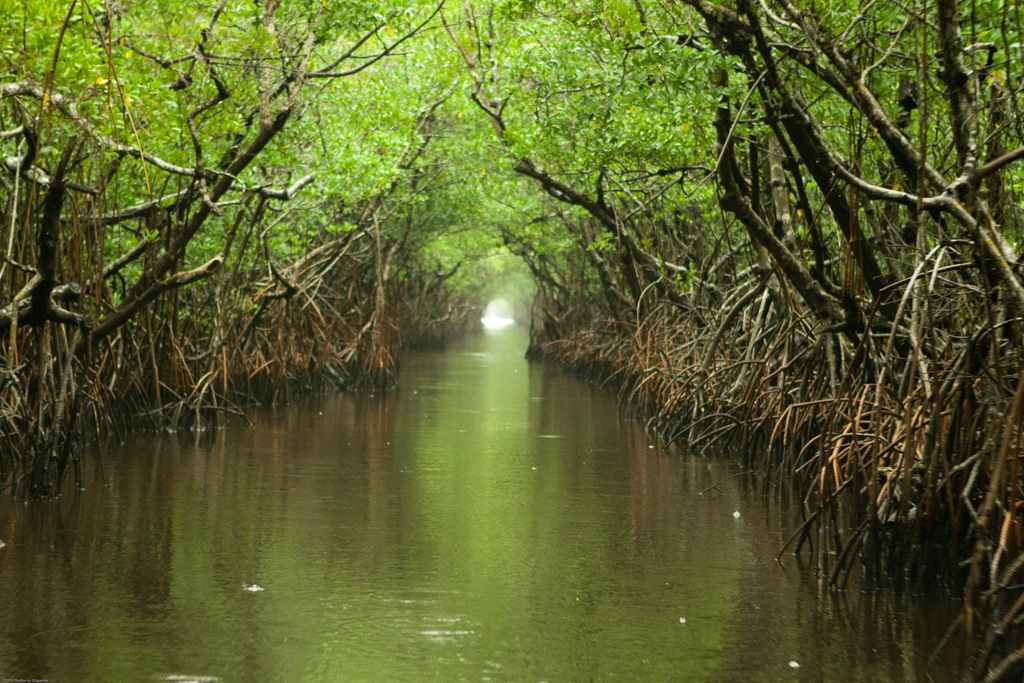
[3,0,1024,678]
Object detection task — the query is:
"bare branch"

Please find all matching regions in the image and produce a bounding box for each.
[309,4,445,79]
[255,173,315,200]
[81,254,224,352]
[103,241,149,280]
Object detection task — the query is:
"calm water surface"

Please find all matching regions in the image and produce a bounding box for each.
[1,326,959,681]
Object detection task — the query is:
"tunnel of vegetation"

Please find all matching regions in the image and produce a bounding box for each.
[3,0,1024,678]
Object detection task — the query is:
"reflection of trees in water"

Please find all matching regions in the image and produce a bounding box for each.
[0,330,961,680]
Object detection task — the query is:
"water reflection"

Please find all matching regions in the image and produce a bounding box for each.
[0,326,960,681]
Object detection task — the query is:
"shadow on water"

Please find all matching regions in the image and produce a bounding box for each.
[0,325,960,681]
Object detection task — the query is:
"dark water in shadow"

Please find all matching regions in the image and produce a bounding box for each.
[0,326,959,681]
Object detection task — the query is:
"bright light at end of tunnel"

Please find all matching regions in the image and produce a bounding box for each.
[481,299,516,329]
[481,315,515,329]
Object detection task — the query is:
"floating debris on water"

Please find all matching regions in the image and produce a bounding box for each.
[733,511,741,518]
[679,617,686,624]
[244,584,265,592]
[789,660,800,669]
[160,675,222,682]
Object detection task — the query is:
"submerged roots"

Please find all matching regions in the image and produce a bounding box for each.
[530,294,1024,676]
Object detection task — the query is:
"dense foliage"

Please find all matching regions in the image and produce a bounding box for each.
[0,0,532,490]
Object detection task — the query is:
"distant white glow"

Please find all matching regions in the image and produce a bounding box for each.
[481,315,515,329]
[481,298,516,329]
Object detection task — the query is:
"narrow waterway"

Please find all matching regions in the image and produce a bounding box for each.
[1,326,958,681]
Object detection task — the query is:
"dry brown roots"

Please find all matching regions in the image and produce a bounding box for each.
[0,227,483,499]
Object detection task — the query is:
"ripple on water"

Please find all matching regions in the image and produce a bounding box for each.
[418,614,479,646]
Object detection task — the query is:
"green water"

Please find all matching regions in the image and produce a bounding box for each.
[0,326,957,681]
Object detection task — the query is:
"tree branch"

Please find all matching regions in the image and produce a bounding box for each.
[79,254,224,353]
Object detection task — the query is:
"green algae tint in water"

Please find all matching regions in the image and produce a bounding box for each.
[1,326,959,681]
